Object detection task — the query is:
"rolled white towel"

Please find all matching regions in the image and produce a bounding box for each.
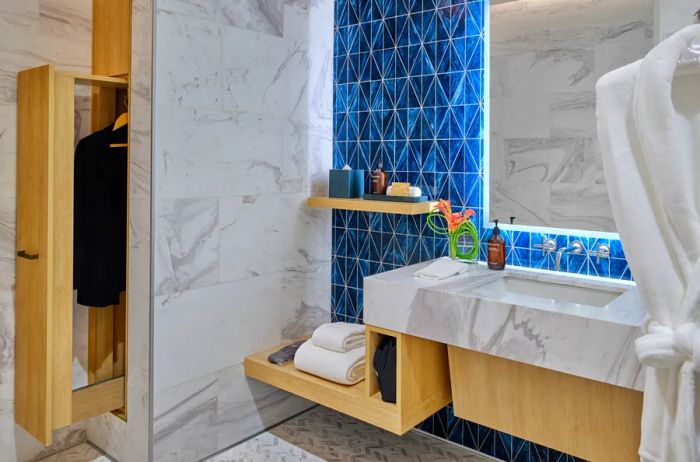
[312,322,366,353]
[294,339,365,385]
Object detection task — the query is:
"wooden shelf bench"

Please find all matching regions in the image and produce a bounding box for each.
[244,325,451,435]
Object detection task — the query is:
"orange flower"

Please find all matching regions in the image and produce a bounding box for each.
[447,213,465,232]
[432,200,475,233]
[436,199,452,215]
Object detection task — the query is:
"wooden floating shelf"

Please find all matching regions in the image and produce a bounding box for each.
[307,197,437,215]
[244,325,452,435]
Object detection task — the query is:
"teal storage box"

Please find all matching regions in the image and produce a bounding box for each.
[329,169,364,198]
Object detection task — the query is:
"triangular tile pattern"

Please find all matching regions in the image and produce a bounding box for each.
[333,1,628,461]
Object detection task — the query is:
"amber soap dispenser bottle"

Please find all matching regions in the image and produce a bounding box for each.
[487,220,506,270]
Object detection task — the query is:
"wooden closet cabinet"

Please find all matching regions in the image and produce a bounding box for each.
[15,66,129,445]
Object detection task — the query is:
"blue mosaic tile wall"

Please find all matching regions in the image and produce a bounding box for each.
[332,0,631,460]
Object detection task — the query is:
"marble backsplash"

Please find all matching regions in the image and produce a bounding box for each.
[489,0,655,232]
[152,1,334,460]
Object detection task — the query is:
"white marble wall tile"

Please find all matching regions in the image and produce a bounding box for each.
[155,106,291,199]
[155,198,220,296]
[501,49,596,96]
[283,1,334,43]
[546,0,653,47]
[594,39,654,80]
[0,154,15,200]
[130,0,153,106]
[36,1,92,71]
[490,1,550,55]
[0,287,14,399]
[491,180,551,227]
[153,371,220,462]
[550,183,615,231]
[0,104,17,155]
[0,199,16,279]
[159,0,285,37]
[129,198,153,298]
[221,27,305,115]
[549,92,597,138]
[218,194,330,283]
[214,363,313,452]
[657,0,697,39]
[490,95,551,139]
[154,267,329,392]
[155,11,222,109]
[221,26,333,122]
[129,121,152,200]
[283,118,333,197]
[302,44,334,122]
[153,361,314,462]
[0,1,40,15]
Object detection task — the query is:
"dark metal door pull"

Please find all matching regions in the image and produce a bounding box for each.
[17,250,39,260]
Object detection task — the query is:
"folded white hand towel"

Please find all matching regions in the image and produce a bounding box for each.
[414,257,470,280]
[312,322,366,352]
[294,339,365,385]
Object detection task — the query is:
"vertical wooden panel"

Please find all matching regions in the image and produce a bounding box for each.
[51,73,76,429]
[92,0,132,77]
[90,85,116,132]
[15,65,54,445]
[448,346,643,462]
[113,292,127,377]
[88,307,114,383]
[397,332,451,431]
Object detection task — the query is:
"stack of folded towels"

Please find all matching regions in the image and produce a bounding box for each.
[294,322,366,385]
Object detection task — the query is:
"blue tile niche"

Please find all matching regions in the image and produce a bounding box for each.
[333,0,629,460]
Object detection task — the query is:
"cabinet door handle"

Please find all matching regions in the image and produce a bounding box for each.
[17,250,39,260]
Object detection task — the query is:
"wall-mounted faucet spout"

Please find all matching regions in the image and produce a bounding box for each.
[555,241,584,271]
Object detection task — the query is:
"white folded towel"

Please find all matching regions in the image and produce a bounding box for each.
[312,322,366,352]
[294,339,365,385]
[414,257,470,280]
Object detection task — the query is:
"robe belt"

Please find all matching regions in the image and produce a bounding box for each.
[636,321,700,372]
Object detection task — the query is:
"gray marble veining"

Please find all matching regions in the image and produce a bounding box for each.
[152,1,333,460]
[490,0,655,232]
[154,362,313,462]
[364,261,645,390]
[155,198,220,296]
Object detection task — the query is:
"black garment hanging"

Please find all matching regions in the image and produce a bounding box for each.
[73,122,128,307]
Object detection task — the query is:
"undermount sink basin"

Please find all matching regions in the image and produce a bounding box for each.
[472,274,626,308]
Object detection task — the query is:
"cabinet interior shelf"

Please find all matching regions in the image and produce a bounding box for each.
[307,197,437,215]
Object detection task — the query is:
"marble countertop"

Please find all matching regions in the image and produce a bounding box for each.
[364,260,646,390]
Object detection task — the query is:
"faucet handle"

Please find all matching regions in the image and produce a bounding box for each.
[534,238,557,255]
[588,244,611,263]
[569,240,584,255]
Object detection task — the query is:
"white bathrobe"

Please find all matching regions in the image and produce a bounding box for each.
[597,25,700,462]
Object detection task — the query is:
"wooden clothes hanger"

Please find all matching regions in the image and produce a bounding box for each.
[110,94,128,148]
